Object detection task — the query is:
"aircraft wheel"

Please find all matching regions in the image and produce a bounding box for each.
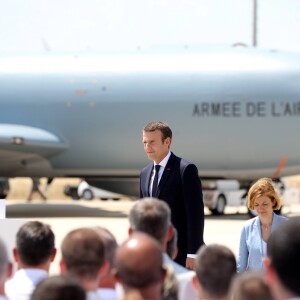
[82,189,94,200]
[211,195,226,215]
[216,195,226,215]
[112,198,120,201]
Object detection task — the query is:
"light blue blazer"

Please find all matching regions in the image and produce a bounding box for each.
[237,213,287,272]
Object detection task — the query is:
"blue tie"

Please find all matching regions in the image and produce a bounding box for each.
[152,165,161,197]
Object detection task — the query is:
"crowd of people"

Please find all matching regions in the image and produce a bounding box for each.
[0,121,299,300]
[0,194,299,300]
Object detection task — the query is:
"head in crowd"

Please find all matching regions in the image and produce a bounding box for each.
[264,217,300,299]
[230,271,273,300]
[30,275,86,300]
[129,197,173,247]
[193,244,237,300]
[14,221,56,269]
[60,227,106,288]
[166,225,178,260]
[93,226,118,287]
[247,178,281,210]
[0,238,12,295]
[115,232,166,300]
[143,121,172,145]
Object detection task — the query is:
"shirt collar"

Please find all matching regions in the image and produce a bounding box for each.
[154,151,171,168]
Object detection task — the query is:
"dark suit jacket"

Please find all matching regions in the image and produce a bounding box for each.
[140,152,205,266]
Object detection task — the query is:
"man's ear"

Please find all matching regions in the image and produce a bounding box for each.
[263,256,276,284]
[192,274,203,295]
[128,227,133,236]
[99,259,110,279]
[166,224,174,242]
[12,248,18,262]
[50,248,57,262]
[6,262,13,279]
[165,137,171,148]
[59,259,67,275]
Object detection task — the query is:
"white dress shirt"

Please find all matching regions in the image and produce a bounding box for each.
[97,288,117,300]
[5,269,48,300]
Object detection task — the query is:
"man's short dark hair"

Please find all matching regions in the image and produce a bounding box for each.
[267,217,300,296]
[195,244,236,299]
[143,121,172,142]
[61,228,105,279]
[31,275,86,300]
[129,198,171,243]
[16,221,55,266]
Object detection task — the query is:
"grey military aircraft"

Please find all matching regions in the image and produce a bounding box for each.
[0,46,300,196]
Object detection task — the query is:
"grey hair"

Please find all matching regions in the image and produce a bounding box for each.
[129,198,171,243]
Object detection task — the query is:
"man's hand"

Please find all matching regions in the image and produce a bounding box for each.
[186,257,196,270]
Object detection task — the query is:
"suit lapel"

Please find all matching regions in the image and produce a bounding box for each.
[144,164,153,197]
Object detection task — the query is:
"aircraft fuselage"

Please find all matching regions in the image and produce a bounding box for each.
[1,47,300,184]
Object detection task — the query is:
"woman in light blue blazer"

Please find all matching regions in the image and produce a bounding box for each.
[237,178,287,272]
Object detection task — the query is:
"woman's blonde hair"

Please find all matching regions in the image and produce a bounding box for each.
[247,177,282,210]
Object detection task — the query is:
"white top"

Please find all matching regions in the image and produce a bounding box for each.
[5,269,48,300]
[262,240,267,257]
[97,288,117,300]
[86,291,101,300]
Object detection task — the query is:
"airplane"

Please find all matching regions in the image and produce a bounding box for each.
[1,46,300,196]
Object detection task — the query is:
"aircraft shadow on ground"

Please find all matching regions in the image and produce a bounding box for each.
[6,203,128,218]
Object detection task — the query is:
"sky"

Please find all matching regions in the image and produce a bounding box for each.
[0,0,300,54]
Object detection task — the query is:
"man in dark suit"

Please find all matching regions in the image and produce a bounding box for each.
[140,121,205,269]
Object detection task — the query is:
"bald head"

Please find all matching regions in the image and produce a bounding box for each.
[116,232,164,289]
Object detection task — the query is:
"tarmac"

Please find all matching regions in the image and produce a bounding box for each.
[4,198,300,275]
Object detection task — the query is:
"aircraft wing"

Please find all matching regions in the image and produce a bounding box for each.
[0,124,67,175]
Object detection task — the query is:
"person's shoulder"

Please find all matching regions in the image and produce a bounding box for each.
[274,213,288,223]
[171,153,197,168]
[140,162,153,173]
[243,216,259,230]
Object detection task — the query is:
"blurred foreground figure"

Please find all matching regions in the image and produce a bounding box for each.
[114,232,166,300]
[193,244,236,300]
[30,275,86,300]
[230,271,273,300]
[264,217,300,300]
[5,221,56,300]
[60,227,108,300]
[0,238,12,300]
